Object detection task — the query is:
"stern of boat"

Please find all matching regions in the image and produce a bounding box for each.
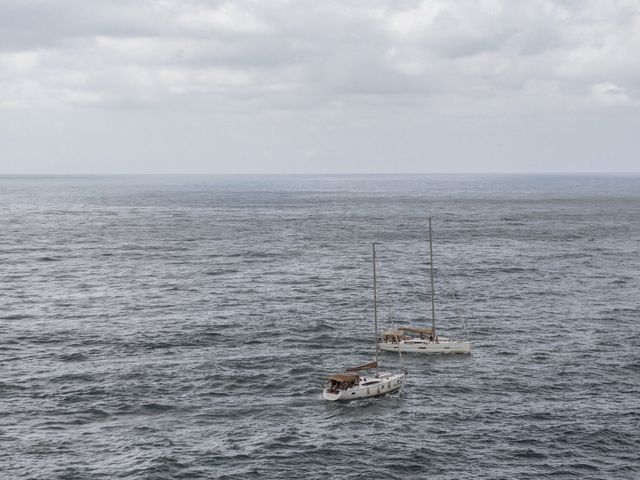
[322,389,342,401]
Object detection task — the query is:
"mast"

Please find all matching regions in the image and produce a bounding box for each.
[373,242,379,374]
[428,218,437,338]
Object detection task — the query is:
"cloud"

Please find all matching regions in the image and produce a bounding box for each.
[0,0,639,114]
[590,82,632,106]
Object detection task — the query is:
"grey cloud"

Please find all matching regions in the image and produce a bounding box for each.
[3,0,639,108]
[0,0,639,173]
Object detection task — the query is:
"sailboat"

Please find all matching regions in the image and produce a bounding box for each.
[379,218,471,354]
[323,243,408,401]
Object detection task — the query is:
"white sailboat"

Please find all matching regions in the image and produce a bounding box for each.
[323,243,408,401]
[379,218,471,355]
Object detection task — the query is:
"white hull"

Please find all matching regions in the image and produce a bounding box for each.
[323,372,407,401]
[379,339,471,354]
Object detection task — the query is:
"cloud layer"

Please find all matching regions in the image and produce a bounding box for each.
[1,0,639,173]
[2,0,639,111]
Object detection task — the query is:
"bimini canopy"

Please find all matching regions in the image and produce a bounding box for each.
[399,326,434,335]
[345,361,378,372]
[383,330,403,337]
[328,373,360,382]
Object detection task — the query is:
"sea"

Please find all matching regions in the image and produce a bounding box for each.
[1,174,639,479]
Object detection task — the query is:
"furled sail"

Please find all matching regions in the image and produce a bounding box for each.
[345,361,378,372]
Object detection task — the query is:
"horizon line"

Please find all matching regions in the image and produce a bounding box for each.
[1,171,640,176]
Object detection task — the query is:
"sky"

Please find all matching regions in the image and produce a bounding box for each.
[1,0,639,174]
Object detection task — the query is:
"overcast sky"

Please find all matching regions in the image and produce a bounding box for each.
[1,0,639,174]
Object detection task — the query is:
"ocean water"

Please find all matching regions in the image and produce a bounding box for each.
[1,174,639,479]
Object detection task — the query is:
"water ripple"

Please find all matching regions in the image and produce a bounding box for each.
[1,175,639,479]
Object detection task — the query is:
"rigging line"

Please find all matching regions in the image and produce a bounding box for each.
[377,263,395,329]
[379,250,404,370]
[442,268,470,340]
[375,252,396,330]
[443,272,467,338]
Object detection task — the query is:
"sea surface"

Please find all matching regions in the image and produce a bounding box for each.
[1,174,639,479]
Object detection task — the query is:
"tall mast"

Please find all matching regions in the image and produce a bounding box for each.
[428,218,437,338]
[373,242,379,374]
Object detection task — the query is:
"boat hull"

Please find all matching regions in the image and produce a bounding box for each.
[322,372,407,401]
[379,339,471,354]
